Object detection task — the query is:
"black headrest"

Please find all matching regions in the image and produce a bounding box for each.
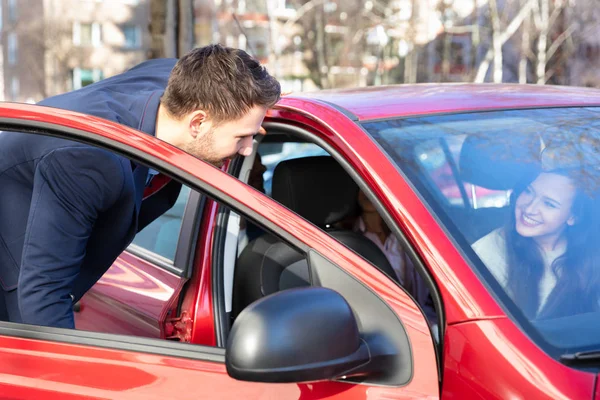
[272,156,358,226]
[459,134,541,190]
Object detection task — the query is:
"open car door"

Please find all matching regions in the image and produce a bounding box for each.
[0,103,439,399]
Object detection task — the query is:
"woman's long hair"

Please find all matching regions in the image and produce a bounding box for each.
[504,169,600,319]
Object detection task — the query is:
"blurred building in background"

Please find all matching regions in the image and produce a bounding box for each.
[0,0,598,102]
[0,0,150,103]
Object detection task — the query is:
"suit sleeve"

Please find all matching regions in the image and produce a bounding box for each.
[18,147,124,328]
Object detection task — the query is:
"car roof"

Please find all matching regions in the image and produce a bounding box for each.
[281,83,600,121]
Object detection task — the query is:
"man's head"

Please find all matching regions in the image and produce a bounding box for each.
[157,45,281,167]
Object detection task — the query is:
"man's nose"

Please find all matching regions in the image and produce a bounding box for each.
[238,136,254,156]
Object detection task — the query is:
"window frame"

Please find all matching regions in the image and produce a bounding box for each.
[7,32,17,65]
[7,0,17,22]
[73,22,102,47]
[72,68,104,90]
[122,24,141,49]
[126,186,205,278]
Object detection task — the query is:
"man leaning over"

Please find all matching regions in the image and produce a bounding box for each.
[0,44,280,328]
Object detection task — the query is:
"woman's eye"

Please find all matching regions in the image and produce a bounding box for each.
[545,201,557,209]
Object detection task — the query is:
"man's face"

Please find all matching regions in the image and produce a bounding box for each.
[182,105,267,167]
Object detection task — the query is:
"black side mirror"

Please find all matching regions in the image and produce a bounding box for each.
[226,287,370,383]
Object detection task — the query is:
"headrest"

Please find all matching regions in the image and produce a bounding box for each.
[459,134,542,190]
[272,156,358,226]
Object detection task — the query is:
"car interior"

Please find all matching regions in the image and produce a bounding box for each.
[221,128,442,346]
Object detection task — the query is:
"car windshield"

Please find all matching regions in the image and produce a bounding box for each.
[362,107,600,356]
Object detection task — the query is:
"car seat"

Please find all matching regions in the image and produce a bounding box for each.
[232,156,397,319]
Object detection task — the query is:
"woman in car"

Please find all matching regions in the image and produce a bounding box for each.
[353,190,437,326]
[472,167,600,319]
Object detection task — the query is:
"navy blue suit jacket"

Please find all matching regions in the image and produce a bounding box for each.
[0,59,182,328]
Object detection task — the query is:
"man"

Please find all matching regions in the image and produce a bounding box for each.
[0,44,281,328]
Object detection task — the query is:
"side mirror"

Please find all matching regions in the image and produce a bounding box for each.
[226,287,370,383]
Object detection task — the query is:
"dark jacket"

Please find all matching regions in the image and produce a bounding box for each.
[0,59,182,328]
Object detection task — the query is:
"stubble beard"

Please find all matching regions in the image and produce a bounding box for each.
[181,129,226,168]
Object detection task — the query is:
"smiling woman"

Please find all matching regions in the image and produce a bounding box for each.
[473,169,600,319]
[362,106,600,354]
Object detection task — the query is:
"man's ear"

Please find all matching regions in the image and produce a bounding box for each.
[189,110,208,138]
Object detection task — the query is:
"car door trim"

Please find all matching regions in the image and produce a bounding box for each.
[0,321,225,362]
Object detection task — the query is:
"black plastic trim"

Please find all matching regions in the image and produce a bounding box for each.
[176,189,204,279]
[212,155,246,347]
[0,322,225,362]
[308,250,413,387]
[125,244,183,276]
[310,98,359,121]
[212,205,230,348]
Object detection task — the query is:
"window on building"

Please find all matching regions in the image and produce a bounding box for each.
[122,25,141,48]
[10,77,19,101]
[73,68,104,90]
[7,32,17,65]
[73,22,102,47]
[245,0,267,14]
[8,0,17,22]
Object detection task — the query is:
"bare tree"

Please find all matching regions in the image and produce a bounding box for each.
[474,0,536,83]
[149,0,195,59]
[285,0,371,89]
[530,0,575,84]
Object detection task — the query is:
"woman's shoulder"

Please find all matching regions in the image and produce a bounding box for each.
[472,228,509,285]
[473,228,506,252]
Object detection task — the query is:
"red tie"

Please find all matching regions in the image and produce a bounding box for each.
[143,174,172,200]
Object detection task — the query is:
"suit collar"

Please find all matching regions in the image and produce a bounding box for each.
[134,90,163,137]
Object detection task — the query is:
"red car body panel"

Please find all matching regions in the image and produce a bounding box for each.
[186,199,219,347]
[74,252,183,338]
[443,319,595,399]
[0,84,599,398]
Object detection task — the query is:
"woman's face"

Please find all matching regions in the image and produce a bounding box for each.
[515,172,577,244]
[358,190,377,212]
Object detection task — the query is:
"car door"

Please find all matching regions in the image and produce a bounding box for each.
[74,183,201,339]
[0,104,439,398]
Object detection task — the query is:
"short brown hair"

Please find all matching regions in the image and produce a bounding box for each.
[162,45,281,123]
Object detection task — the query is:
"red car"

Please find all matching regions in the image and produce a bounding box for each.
[1,84,600,399]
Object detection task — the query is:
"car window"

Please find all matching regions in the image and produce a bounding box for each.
[131,185,191,260]
[363,107,600,355]
[414,136,510,209]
